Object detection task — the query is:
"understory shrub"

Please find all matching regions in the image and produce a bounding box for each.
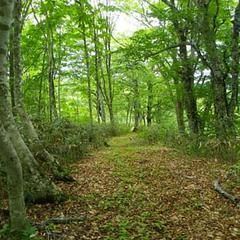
[137,125,239,161]
[32,119,130,163]
[164,133,239,160]
[138,125,161,144]
[100,124,130,137]
[33,119,109,162]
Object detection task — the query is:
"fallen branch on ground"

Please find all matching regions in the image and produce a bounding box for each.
[213,179,240,206]
[34,216,86,229]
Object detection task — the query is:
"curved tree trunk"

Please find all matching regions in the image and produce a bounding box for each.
[0,124,26,234]
[0,0,63,204]
[0,0,26,234]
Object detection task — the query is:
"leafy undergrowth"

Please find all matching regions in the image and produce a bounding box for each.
[22,135,240,239]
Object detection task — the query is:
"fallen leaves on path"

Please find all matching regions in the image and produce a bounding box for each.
[28,135,240,239]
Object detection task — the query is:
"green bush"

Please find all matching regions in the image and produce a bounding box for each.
[0,223,40,240]
[32,119,130,163]
[138,125,161,144]
[34,119,108,162]
[137,125,238,160]
[101,124,130,137]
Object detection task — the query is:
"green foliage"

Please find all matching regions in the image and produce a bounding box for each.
[33,119,130,162]
[137,125,239,161]
[101,124,130,137]
[0,224,11,238]
[138,125,161,144]
[102,217,133,240]
[0,223,40,240]
[152,220,166,233]
[35,119,109,162]
[222,161,240,191]
[99,188,134,211]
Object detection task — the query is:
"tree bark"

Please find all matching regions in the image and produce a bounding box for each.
[0,124,26,234]
[0,0,62,203]
[132,78,141,132]
[147,79,153,126]
[104,20,115,126]
[175,79,185,135]
[157,62,186,135]
[0,0,26,234]
[42,1,58,121]
[48,36,58,121]
[197,0,234,141]
[229,0,240,117]
[178,32,200,136]
[9,29,16,114]
[82,17,93,125]
[161,0,200,136]
[93,19,106,124]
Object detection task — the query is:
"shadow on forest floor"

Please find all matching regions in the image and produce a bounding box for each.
[27,134,240,239]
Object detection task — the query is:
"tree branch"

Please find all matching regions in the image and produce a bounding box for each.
[144,44,180,59]
[187,41,213,72]
[213,180,240,206]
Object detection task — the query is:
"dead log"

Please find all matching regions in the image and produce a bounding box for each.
[213,179,240,206]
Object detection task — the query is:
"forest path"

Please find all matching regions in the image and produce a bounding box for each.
[34,135,240,240]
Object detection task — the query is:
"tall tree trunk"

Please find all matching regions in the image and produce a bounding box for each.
[178,33,200,136]
[93,20,106,124]
[12,0,67,181]
[0,124,26,234]
[104,25,114,126]
[57,31,62,119]
[48,37,58,121]
[0,0,26,233]
[38,51,46,117]
[198,1,234,141]
[147,79,153,126]
[132,79,140,132]
[161,0,199,136]
[229,0,240,117]
[77,1,93,124]
[0,1,62,203]
[158,61,186,134]
[82,20,93,125]
[9,29,16,114]
[43,2,58,122]
[174,78,185,135]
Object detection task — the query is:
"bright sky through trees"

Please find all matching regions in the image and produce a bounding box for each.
[114,12,142,36]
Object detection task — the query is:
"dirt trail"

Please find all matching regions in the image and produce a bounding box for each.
[32,135,240,239]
